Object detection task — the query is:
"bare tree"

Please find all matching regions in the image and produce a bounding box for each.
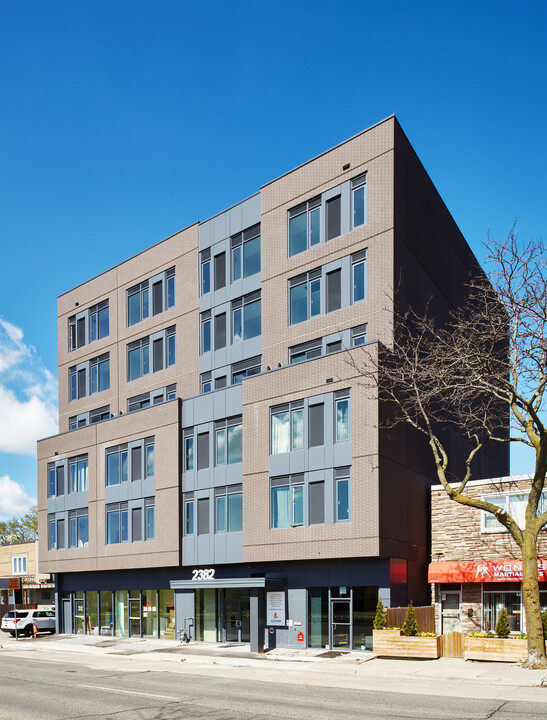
[355,229,547,667]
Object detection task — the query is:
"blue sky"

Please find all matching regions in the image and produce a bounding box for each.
[0,0,545,518]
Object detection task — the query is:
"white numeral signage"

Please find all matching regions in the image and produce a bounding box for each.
[192,568,215,580]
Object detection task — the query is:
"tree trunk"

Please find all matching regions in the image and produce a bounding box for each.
[521,530,547,667]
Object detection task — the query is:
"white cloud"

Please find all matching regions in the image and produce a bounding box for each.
[0,475,36,521]
[0,317,58,456]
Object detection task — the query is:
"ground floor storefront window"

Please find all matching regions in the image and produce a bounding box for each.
[482,587,547,633]
[195,588,250,643]
[68,588,174,639]
[307,586,377,650]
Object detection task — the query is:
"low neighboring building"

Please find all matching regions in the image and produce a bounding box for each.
[429,476,547,635]
[0,541,54,608]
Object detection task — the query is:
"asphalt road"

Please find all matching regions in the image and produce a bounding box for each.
[0,655,546,720]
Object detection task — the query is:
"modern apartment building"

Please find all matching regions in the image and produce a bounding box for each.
[37,116,508,651]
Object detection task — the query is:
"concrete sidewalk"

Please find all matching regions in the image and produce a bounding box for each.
[2,634,547,703]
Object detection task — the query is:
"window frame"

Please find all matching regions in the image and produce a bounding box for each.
[126,267,175,327]
[68,300,109,351]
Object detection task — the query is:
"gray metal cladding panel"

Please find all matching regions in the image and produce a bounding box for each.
[182,536,196,566]
[197,533,214,565]
[307,446,327,472]
[333,442,352,467]
[225,463,243,486]
[213,534,227,564]
[175,590,195,638]
[194,395,215,426]
[288,450,306,474]
[226,531,243,563]
[269,453,290,477]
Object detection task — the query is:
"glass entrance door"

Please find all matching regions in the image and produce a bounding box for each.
[441,591,461,633]
[129,596,141,637]
[331,600,351,648]
[222,593,250,643]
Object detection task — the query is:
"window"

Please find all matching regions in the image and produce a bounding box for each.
[200,372,212,394]
[69,456,88,492]
[69,405,111,430]
[215,417,242,465]
[271,475,304,528]
[336,468,350,522]
[232,225,261,280]
[12,556,27,574]
[214,313,226,350]
[326,269,341,313]
[49,455,90,497]
[127,327,175,380]
[132,507,142,542]
[214,252,226,290]
[309,481,325,525]
[482,490,547,532]
[326,340,342,354]
[69,509,89,548]
[184,497,194,535]
[352,250,367,303]
[232,291,261,342]
[215,486,243,532]
[68,300,109,351]
[198,497,210,535]
[184,434,194,471]
[289,198,321,256]
[201,312,211,354]
[326,195,341,241]
[106,503,129,544]
[289,339,322,364]
[56,519,66,550]
[289,270,321,325]
[145,499,155,540]
[309,403,324,448]
[351,324,368,346]
[200,250,211,295]
[197,432,209,470]
[127,267,175,326]
[106,438,154,486]
[215,376,227,389]
[69,354,110,401]
[232,356,261,384]
[48,516,56,550]
[127,385,176,413]
[351,173,367,229]
[335,391,350,442]
[270,401,304,454]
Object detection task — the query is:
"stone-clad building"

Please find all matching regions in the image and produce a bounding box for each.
[429,476,547,635]
[37,116,508,650]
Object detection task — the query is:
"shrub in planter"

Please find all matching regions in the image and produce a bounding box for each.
[373,598,386,630]
[495,607,511,638]
[402,602,418,637]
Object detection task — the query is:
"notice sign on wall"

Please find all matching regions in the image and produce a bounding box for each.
[266,591,286,626]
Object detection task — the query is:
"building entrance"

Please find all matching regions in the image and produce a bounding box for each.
[223,596,250,643]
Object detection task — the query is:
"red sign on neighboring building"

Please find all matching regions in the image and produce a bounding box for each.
[428,559,547,583]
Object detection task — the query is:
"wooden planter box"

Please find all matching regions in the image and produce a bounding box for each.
[373,629,441,659]
[464,636,529,663]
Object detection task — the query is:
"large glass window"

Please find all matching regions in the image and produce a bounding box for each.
[243,235,261,277]
[352,259,366,303]
[271,477,304,528]
[201,252,211,295]
[232,227,261,280]
[70,354,110,401]
[271,410,290,454]
[215,489,243,533]
[289,198,321,256]
[127,268,174,326]
[482,592,522,633]
[289,272,321,325]
[106,504,128,544]
[68,300,109,351]
[201,316,211,353]
[185,436,194,471]
[232,293,261,342]
[146,502,155,540]
[69,511,88,548]
[128,329,174,380]
[482,491,547,532]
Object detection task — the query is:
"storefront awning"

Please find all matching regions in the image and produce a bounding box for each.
[170,577,286,590]
[428,559,547,583]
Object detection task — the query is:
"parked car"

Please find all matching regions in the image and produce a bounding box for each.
[1,609,56,637]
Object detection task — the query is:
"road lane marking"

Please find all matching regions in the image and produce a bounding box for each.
[77,684,178,701]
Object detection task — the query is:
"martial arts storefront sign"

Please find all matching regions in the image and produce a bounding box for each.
[428,559,547,583]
